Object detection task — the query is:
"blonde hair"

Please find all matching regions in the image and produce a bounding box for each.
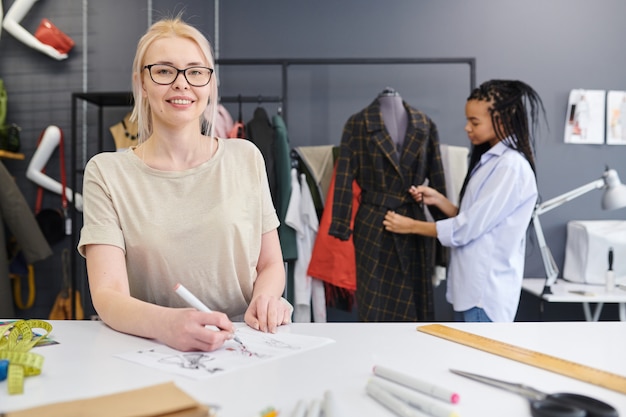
[130,16,218,142]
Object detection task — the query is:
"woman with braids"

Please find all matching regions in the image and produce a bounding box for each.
[383,79,545,322]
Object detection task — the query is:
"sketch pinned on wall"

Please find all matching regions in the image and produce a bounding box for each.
[115,326,334,380]
[606,90,626,145]
[564,89,605,144]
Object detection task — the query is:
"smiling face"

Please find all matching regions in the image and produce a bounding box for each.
[464,99,500,147]
[141,36,211,131]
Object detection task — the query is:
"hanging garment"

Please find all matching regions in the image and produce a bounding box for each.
[439,144,469,207]
[285,168,326,323]
[273,114,297,261]
[227,122,245,139]
[293,145,335,207]
[307,163,360,300]
[428,144,469,287]
[329,99,447,322]
[246,107,277,207]
[213,104,235,138]
[0,161,52,317]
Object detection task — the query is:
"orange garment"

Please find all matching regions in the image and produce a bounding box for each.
[228,121,245,139]
[307,164,360,292]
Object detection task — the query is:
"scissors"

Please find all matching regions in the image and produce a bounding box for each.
[450,369,618,417]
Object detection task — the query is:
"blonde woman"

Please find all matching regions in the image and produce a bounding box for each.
[78,17,291,352]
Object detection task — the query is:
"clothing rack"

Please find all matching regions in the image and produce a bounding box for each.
[219,95,282,104]
[216,57,477,126]
[219,95,284,121]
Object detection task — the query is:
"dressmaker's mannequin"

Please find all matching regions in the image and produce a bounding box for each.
[378,87,408,149]
[2,0,68,60]
[26,125,83,211]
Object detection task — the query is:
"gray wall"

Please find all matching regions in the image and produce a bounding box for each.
[1,0,624,320]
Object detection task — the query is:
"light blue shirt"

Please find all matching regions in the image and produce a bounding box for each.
[436,141,538,322]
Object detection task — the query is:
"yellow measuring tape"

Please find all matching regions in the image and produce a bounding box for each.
[0,319,52,395]
[418,323,626,395]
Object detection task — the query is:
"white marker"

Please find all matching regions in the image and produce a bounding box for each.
[174,283,242,345]
[369,377,459,417]
[290,399,308,417]
[367,380,425,417]
[373,365,460,404]
[306,398,322,417]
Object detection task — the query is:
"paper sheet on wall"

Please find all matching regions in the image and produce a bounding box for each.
[606,90,626,145]
[564,89,606,144]
[115,326,334,379]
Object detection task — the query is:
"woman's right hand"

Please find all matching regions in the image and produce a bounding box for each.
[161,308,236,352]
[409,185,442,206]
[409,185,458,217]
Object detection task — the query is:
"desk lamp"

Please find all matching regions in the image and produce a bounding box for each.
[532,167,626,294]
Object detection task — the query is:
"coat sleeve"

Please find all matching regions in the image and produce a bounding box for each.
[329,114,360,241]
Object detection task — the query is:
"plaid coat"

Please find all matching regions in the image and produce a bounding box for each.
[329,99,447,321]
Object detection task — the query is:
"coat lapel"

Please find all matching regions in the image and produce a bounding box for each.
[399,106,425,171]
[363,100,403,178]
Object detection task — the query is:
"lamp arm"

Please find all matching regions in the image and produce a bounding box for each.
[534,178,605,216]
[532,212,559,293]
[532,177,605,294]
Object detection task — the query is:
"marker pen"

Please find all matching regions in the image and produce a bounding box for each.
[306,398,322,417]
[367,380,425,417]
[369,377,459,417]
[290,399,308,417]
[174,283,242,345]
[373,365,460,404]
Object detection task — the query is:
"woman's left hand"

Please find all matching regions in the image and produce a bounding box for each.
[244,294,292,333]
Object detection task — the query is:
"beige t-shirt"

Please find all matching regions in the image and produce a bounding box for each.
[78,138,280,319]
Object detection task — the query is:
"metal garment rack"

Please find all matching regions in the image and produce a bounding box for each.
[217,57,476,306]
[216,57,477,126]
[69,57,476,319]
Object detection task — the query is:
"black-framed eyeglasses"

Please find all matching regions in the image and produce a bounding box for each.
[143,64,214,87]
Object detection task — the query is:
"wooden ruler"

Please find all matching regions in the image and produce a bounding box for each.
[418,323,626,395]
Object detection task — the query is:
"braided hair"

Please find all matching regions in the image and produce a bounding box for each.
[459,80,546,202]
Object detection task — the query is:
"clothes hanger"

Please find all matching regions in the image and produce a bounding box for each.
[290,149,300,169]
[237,94,243,123]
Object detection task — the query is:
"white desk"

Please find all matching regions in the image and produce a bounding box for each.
[2,321,626,416]
[523,278,626,321]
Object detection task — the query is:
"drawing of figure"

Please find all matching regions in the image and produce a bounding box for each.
[263,336,300,350]
[159,353,223,373]
[573,93,590,139]
[225,344,271,359]
[610,108,620,139]
[621,94,626,140]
